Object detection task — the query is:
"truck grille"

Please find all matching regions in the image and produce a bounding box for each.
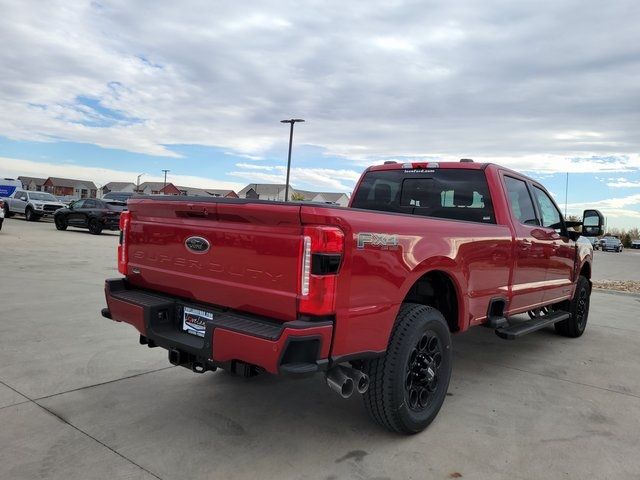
[44,204,62,212]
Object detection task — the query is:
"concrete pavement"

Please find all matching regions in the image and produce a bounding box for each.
[1,218,639,479]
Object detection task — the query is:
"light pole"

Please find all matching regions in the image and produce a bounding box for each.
[136,173,145,193]
[162,169,170,190]
[280,118,305,201]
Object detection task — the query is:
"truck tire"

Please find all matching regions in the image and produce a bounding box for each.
[3,204,12,218]
[363,303,452,434]
[25,207,35,221]
[554,275,590,338]
[88,218,103,235]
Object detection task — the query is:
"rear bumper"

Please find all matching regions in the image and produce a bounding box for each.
[103,278,333,374]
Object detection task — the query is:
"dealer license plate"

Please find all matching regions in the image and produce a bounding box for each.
[182,306,213,337]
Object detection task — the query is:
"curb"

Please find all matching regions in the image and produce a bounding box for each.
[592,288,640,299]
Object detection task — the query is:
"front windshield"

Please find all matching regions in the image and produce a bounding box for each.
[29,192,58,201]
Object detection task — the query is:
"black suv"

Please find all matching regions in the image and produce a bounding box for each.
[54,199,126,235]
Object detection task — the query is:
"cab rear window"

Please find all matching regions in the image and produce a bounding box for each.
[351,169,495,223]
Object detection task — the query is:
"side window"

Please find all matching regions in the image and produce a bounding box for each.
[72,200,85,209]
[84,199,97,209]
[504,176,538,225]
[532,186,562,230]
[15,190,26,199]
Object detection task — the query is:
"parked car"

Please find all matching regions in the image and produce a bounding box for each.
[103,191,138,202]
[3,190,66,221]
[102,160,604,434]
[601,235,623,252]
[585,237,600,250]
[54,199,126,235]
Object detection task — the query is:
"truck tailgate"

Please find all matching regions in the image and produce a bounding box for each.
[124,199,302,321]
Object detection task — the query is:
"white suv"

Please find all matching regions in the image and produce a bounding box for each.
[3,190,66,221]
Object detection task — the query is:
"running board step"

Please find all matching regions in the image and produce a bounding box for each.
[484,315,508,328]
[495,311,570,340]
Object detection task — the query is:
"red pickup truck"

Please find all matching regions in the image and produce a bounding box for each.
[102,160,604,434]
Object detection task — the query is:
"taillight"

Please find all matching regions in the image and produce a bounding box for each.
[117,211,131,275]
[298,226,344,316]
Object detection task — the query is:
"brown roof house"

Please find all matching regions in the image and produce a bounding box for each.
[18,176,47,191]
[238,184,292,201]
[102,182,137,195]
[135,182,179,195]
[175,186,238,197]
[238,184,348,205]
[43,177,98,198]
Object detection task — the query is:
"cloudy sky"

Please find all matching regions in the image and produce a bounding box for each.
[1,0,639,226]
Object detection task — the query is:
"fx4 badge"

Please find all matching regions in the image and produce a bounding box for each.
[357,232,399,250]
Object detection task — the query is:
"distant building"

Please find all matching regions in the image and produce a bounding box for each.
[18,176,47,191]
[43,177,97,198]
[238,184,349,205]
[174,186,238,198]
[134,182,237,197]
[102,182,136,195]
[203,189,238,198]
[238,184,292,201]
[295,190,350,207]
[136,182,181,195]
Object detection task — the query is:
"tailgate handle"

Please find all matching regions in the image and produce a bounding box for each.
[175,206,209,218]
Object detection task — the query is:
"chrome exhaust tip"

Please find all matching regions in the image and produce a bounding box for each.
[348,368,370,394]
[325,367,355,398]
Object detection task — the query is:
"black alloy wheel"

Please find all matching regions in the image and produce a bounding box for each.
[405,331,443,411]
[88,218,103,235]
[555,275,590,338]
[363,304,452,434]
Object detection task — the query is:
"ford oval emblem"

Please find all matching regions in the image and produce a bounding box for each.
[185,236,210,254]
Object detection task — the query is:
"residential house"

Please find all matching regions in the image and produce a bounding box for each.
[102,182,136,195]
[135,182,181,195]
[18,176,47,191]
[295,190,350,206]
[43,177,97,198]
[203,189,238,198]
[238,184,292,201]
[238,184,348,205]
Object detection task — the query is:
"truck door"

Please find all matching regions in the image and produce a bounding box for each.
[530,185,576,303]
[502,175,548,312]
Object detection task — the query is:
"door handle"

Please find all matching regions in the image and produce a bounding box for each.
[520,239,532,249]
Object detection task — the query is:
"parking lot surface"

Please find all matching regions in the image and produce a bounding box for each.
[591,248,640,282]
[2,218,640,479]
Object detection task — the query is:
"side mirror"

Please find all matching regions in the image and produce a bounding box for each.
[582,209,604,237]
[20,196,27,202]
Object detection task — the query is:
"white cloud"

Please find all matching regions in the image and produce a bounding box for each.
[234,163,277,171]
[0,156,244,191]
[229,164,361,191]
[0,0,639,173]
[565,193,640,228]
[606,179,640,188]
